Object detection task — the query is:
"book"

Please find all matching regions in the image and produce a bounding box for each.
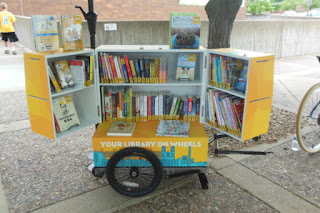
[53,60,75,88]
[31,15,59,52]
[176,53,196,81]
[129,60,137,82]
[47,65,61,93]
[156,120,190,137]
[169,13,200,49]
[52,95,80,132]
[69,60,86,87]
[235,66,248,93]
[123,55,133,83]
[159,57,168,83]
[120,57,130,83]
[60,15,84,51]
[107,121,136,136]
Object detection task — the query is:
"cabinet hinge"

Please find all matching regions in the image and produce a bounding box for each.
[204,56,207,69]
[201,105,204,117]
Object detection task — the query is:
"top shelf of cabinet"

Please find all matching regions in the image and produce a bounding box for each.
[208,48,274,60]
[96,45,206,53]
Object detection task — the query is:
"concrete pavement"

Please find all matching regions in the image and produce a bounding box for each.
[1,40,320,212]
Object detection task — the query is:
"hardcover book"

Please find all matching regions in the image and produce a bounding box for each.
[176,53,196,80]
[69,60,86,87]
[169,13,200,49]
[60,15,84,51]
[53,60,75,88]
[156,120,190,137]
[107,121,136,136]
[52,95,80,132]
[31,15,59,52]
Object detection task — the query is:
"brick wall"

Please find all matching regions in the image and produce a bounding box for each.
[7,0,247,21]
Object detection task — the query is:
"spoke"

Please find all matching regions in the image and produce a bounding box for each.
[137,175,149,187]
[139,173,154,181]
[116,175,131,182]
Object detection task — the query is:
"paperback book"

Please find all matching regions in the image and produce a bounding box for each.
[156,120,190,137]
[176,53,196,80]
[53,60,75,88]
[31,15,59,52]
[169,13,200,49]
[107,121,136,136]
[52,95,80,132]
[60,15,84,51]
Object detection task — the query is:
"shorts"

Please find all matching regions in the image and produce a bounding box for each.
[1,32,19,42]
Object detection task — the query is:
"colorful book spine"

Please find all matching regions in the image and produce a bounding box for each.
[144,57,150,83]
[120,58,130,83]
[123,55,133,83]
[113,56,123,83]
[129,60,138,83]
[154,58,159,83]
[150,57,155,83]
[147,94,152,120]
[134,59,142,82]
[159,93,163,119]
[155,93,159,120]
[139,57,145,83]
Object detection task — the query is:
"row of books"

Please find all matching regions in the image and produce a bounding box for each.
[209,54,248,93]
[53,95,80,133]
[206,89,244,136]
[98,53,169,84]
[48,56,94,93]
[31,15,83,52]
[101,88,200,122]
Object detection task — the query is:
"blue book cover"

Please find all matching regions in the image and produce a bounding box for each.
[134,60,141,77]
[184,99,188,117]
[192,98,196,116]
[121,63,130,83]
[217,58,222,83]
[139,58,145,78]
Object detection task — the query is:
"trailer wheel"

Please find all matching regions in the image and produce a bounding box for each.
[106,147,163,197]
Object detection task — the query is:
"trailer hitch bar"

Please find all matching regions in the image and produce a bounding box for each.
[215,149,273,157]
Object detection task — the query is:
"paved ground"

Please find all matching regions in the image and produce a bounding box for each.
[0,41,320,213]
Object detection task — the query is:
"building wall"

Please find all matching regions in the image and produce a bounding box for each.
[15,16,320,58]
[7,0,247,21]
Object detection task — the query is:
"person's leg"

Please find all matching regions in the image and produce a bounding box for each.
[9,32,19,55]
[11,42,16,55]
[2,33,10,54]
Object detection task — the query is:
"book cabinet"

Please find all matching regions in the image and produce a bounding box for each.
[24,50,99,140]
[24,46,274,142]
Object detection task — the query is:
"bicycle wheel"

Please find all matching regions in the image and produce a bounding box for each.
[296,83,320,153]
[106,147,163,197]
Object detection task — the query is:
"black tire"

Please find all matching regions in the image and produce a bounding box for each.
[106,147,163,197]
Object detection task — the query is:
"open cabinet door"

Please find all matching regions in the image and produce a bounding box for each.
[24,50,100,140]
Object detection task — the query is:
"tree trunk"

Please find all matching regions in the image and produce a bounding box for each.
[205,0,242,49]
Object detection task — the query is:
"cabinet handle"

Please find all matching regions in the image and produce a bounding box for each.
[256,60,269,63]
[29,57,40,61]
[28,95,48,102]
[249,97,270,103]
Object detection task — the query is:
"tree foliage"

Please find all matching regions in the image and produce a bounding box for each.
[247,0,274,15]
[279,0,320,11]
[279,0,303,11]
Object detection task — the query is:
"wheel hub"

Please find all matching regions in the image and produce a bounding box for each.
[130,169,139,178]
